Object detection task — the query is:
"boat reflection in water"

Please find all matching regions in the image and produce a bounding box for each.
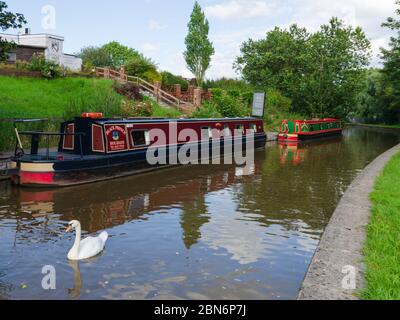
[279,137,343,166]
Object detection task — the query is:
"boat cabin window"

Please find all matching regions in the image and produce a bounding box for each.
[224,125,231,137]
[296,123,300,133]
[131,130,150,147]
[201,127,212,140]
[235,124,244,135]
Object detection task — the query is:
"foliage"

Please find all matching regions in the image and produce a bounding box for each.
[263,89,296,130]
[184,1,215,87]
[121,100,153,117]
[161,71,189,91]
[142,69,162,84]
[0,1,26,61]
[102,41,141,68]
[78,41,145,70]
[191,102,222,118]
[362,151,400,300]
[379,0,400,124]
[355,69,385,122]
[205,89,250,118]
[27,53,65,79]
[78,46,113,68]
[113,82,143,101]
[203,77,253,92]
[235,18,371,119]
[124,55,159,82]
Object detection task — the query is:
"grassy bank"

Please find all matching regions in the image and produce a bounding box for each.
[0,76,182,151]
[362,151,400,300]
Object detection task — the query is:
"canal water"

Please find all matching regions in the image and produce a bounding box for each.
[0,126,399,300]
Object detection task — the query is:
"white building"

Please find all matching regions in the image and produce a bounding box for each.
[1,30,82,71]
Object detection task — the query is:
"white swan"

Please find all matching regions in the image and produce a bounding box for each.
[66,220,108,261]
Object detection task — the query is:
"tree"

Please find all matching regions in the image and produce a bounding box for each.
[0,1,26,61]
[380,0,400,124]
[78,46,113,68]
[235,18,371,119]
[102,41,141,68]
[303,18,371,118]
[184,1,214,87]
[355,69,384,122]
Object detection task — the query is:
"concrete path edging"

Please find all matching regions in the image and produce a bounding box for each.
[298,143,400,300]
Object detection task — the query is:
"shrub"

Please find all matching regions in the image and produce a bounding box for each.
[113,82,143,100]
[27,53,46,71]
[142,69,162,84]
[27,53,65,79]
[191,102,222,118]
[121,100,153,117]
[124,55,158,80]
[161,71,189,91]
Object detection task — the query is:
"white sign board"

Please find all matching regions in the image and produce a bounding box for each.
[252,92,265,117]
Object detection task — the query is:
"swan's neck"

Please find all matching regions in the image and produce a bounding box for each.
[70,226,81,257]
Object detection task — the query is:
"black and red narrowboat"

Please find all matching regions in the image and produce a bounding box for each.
[9,114,267,188]
[278,119,342,142]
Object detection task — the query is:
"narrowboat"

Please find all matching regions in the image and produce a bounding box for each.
[278,119,342,142]
[9,114,267,188]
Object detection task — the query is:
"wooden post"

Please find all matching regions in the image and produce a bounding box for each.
[104,68,110,79]
[193,88,202,109]
[174,84,182,100]
[188,85,195,103]
[154,81,161,103]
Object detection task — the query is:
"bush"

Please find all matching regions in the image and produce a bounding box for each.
[113,82,143,100]
[205,89,250,118]
[27,53,65,79]
[161,71,189,91]
[142,69,162,84]
[121,100,153,117]
[191,102,222,118]
[124,55,158,80]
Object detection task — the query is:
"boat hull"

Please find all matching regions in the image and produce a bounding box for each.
[12,134,267,188]
[278,129,343,142]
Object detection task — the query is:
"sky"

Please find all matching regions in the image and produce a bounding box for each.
[4,0,399,79]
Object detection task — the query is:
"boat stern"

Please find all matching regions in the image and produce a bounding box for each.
[11,161,56,187]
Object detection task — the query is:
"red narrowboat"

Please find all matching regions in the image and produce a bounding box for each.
[9,114,267,188]
[278,118,342,142]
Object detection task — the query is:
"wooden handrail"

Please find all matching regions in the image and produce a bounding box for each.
[95,67,195,111]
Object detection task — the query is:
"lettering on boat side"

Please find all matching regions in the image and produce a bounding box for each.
[154,304,247,318]
[105,125,128,152]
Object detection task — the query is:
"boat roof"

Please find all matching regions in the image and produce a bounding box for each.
[79,117,262,125]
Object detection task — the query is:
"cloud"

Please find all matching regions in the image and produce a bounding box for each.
[205,0,273,20]
[148,19,167,31]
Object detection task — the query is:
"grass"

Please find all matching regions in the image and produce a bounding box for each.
[362,151,400,300]
[0,76,123,118]
[0,76,183,151]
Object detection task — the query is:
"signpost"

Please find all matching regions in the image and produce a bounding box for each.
[252,92,265,118]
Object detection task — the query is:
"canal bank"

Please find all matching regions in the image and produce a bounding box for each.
[298,143,400,300]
